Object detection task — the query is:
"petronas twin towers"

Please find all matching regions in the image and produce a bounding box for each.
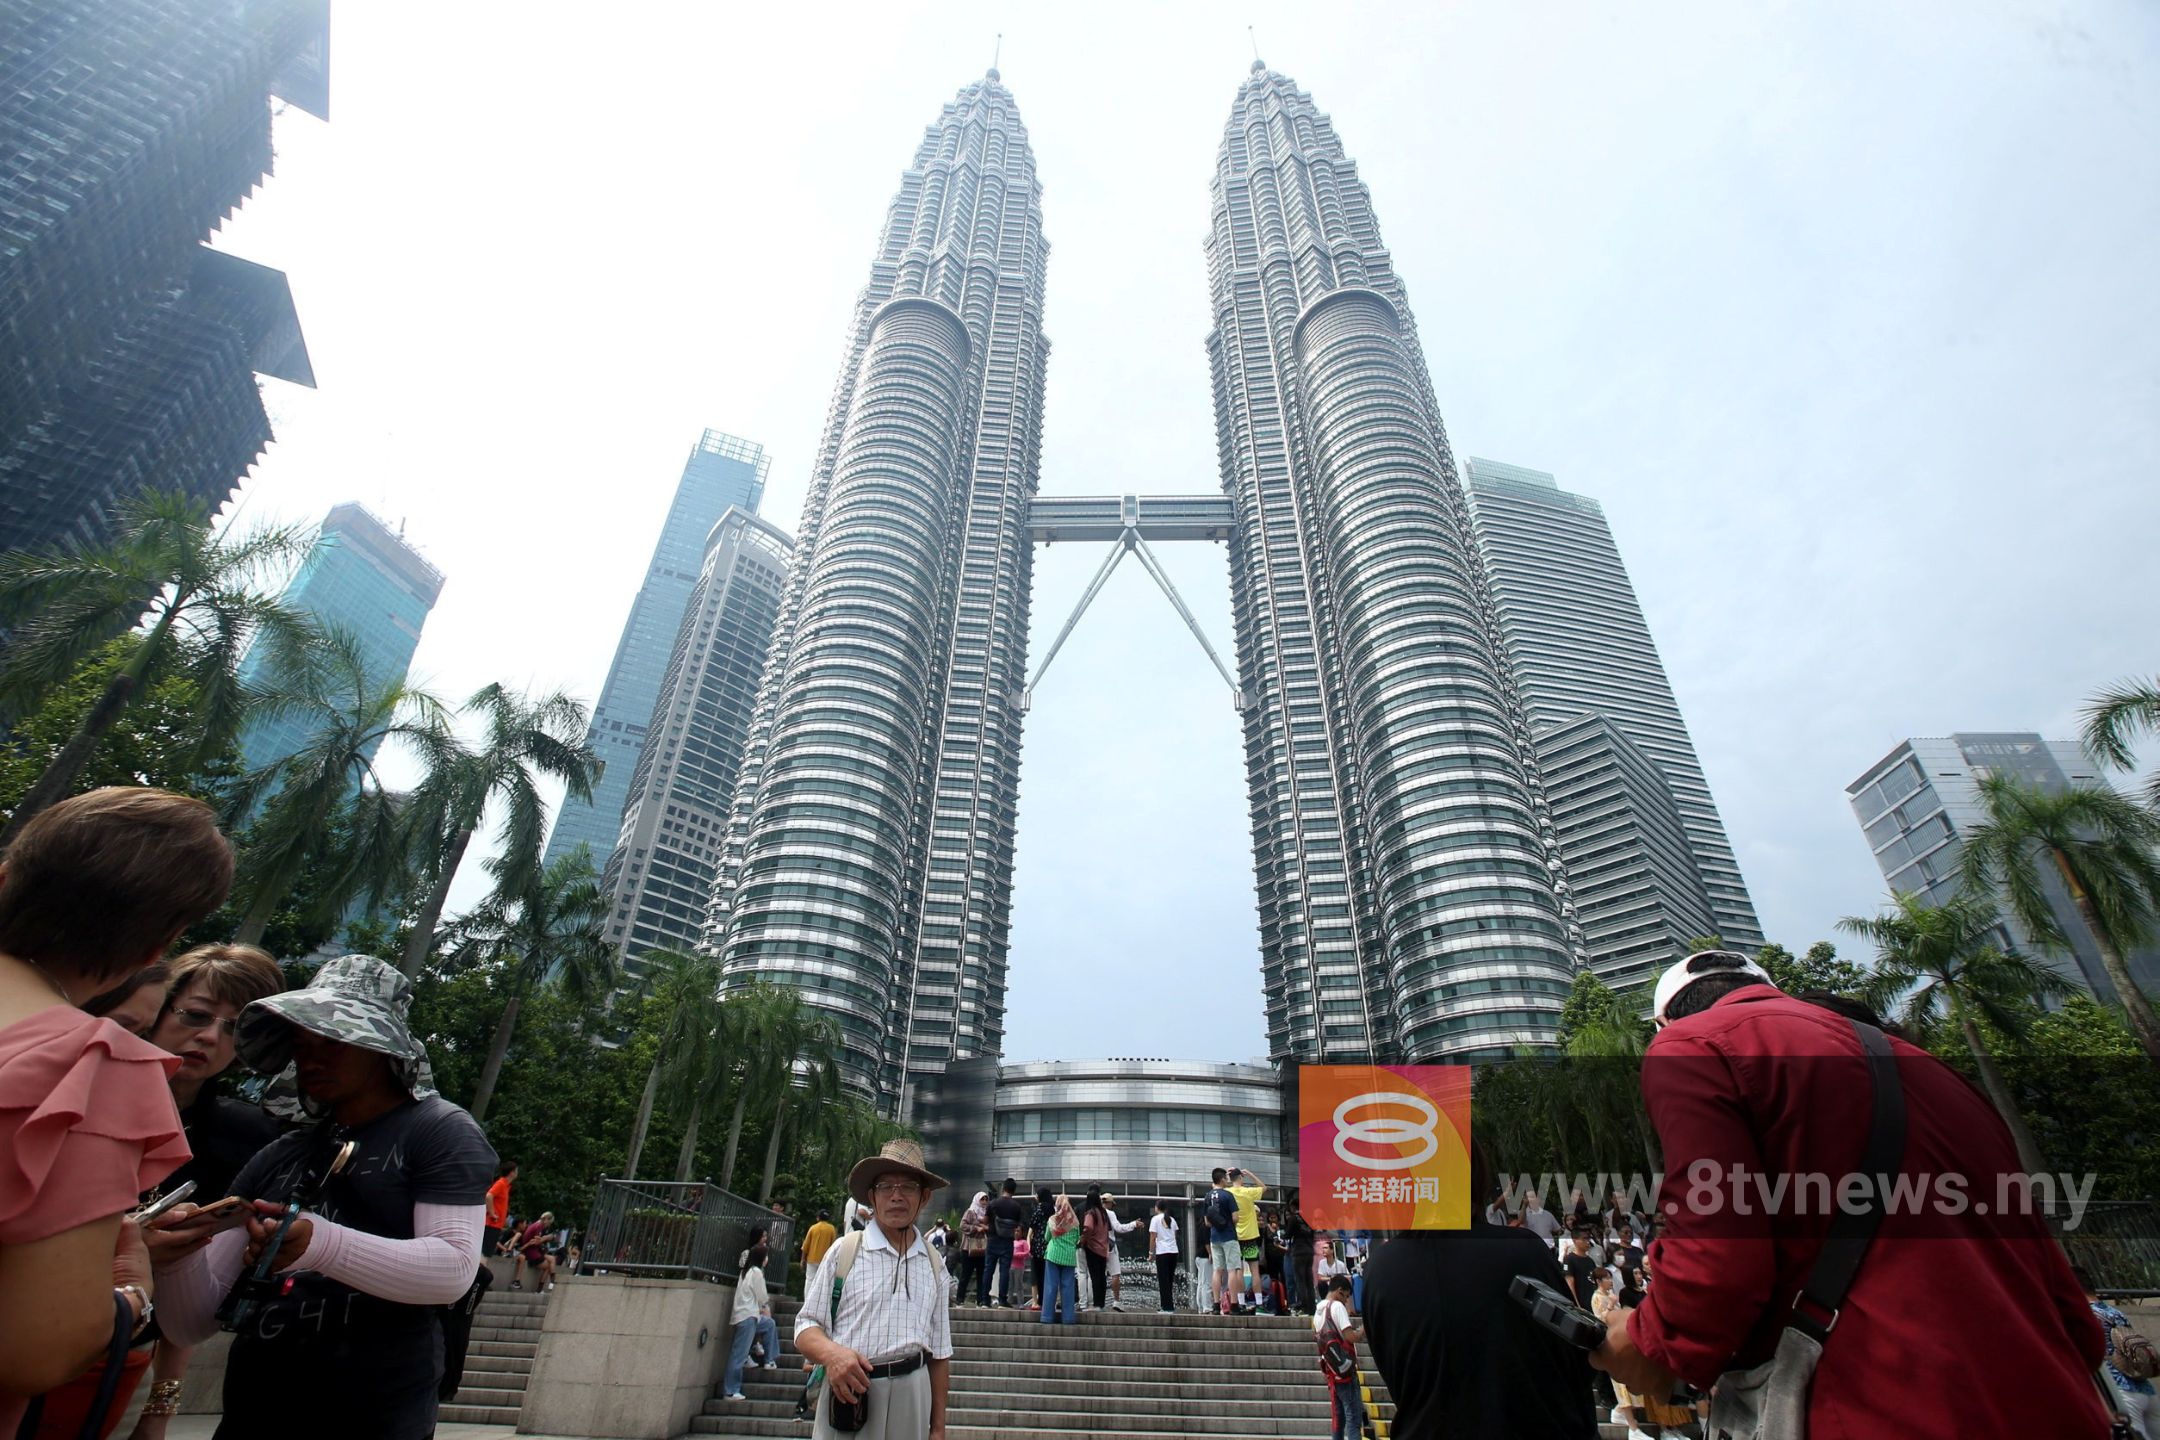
[704,62,1580,1111]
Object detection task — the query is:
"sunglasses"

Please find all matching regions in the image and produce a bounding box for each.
[166,1005,239,1039]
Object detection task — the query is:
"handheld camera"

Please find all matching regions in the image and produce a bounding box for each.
[1508,1274,1605,1351]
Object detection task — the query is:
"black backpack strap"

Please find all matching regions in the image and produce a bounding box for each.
[1787,1020,1905,1344]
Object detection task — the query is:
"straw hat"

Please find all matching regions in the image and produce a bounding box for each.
[847,1138,949,1205]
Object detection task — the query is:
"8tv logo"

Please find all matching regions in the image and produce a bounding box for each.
[1300,1065,1472,1230]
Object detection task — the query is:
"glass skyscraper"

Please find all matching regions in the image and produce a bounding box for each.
[544,429,768,869]
[598,507,790,978]
[707,71,1049,1109]
[235,503,445,774]
[1465,458,1765,965]
[0,0,327,556]
[1849,734,2160,1001]
[1205,66,1574,1061]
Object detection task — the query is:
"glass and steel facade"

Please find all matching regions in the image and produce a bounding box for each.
[1465,459,1765,957]
[234,502,444,775]
[1848,734,2160,1001]
[981,1059,1293,1211]
[0,0,326,556]
[706,72,1049,1110]
[597,507,790,980]
[1532,713,1718,991]
[545,429,769,870]
[1205,66,1574,1063]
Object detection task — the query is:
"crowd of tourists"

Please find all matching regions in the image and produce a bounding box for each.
[0,787,502,1440]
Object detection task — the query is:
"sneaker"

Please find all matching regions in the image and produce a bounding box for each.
[509,1280,523,1290]
[761,1362,779,1370]
[724,1393,746,1402]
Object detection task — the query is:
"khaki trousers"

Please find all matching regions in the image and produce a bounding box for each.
[811,1364,931,1440]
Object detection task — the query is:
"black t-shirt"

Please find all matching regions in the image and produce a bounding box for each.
[988,1194,1026,1241]
[1560,1249,1600,1309]
[224,1096,495,1389]
[1361,1226,1598,1440]
[165,1089,283,1202]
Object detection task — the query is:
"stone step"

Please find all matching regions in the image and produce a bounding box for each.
[438,1403,522,1426]
[693,1421,1391,1440]
[470,1322,544,1343]
[466,1338,538,1358]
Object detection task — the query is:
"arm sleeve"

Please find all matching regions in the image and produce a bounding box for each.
[151,1229,250,1346]
[1628,1033,1778,1386]
[287,1202,481,1306]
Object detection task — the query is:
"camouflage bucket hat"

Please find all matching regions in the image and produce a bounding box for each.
[238,954,432,1095]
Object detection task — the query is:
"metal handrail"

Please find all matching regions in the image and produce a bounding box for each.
[579,1178,794,1293]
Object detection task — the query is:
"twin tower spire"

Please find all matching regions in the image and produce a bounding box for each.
[704,67,1573,1112]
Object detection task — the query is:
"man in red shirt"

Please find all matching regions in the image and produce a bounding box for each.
[1593,951,2108,1438]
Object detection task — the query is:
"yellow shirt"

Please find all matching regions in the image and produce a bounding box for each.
[1230,1182,1264,1241]
[801,1220,838,1265]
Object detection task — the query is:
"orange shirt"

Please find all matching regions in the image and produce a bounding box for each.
[486,1175,512,1228]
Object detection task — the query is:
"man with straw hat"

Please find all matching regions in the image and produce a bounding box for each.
[792,1138,953,1440]
[141,956,497,1440]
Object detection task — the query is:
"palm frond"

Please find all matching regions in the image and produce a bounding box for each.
[2081,677,2160,772]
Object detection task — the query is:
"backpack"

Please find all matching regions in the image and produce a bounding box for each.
[991,1204,1019,1242]
[1315,1304,1357,1381]
[1205,1188,1236,1232]
[2113,1320,2160,1381]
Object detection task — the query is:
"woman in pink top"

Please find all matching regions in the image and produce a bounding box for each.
[0,788,235,1433]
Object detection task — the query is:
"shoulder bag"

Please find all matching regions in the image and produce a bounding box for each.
[1706,1019,1903,1440]
[1316,1305,1358,1381]
[15,1290,132,1440]
[795,1231,868,1429]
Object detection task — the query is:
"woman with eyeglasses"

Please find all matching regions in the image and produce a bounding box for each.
[85,945,284,1440]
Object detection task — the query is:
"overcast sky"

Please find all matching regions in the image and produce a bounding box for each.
[214,0,2160,1064]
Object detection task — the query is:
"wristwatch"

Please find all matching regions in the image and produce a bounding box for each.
[116,1283,155,1340]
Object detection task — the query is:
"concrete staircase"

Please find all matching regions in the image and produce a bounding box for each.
[439,1284,551,1426]
[692,1299,1400,1440]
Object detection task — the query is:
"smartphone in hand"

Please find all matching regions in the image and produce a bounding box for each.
[152,1195,254,1238]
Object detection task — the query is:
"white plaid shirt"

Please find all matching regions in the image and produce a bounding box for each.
[795,1222,952,1364]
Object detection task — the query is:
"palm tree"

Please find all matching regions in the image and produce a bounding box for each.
[223,629,456,946]
[2084,676,2160,808]
[445,850,617,1121]
[757,1013,843,1205]
[0,491,314,846]
[701,983,812,1188]
[1842,889,2063,1175]
[621,948,727,1182]
[1562,986,1661,1175]
[399,683,599,977]
[1958,770,2160,1074]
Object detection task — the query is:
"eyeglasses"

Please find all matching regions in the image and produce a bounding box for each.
[871,1181,922,1198]
[168,1006,238,1039]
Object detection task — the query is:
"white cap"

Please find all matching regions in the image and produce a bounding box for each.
[1651,950,1774,1023]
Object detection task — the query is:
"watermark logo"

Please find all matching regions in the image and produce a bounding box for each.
[1301,1065,1471,1230]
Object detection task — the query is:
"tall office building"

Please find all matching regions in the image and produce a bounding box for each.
[0,0,328,556]
[598,508,789,977]
[1532,715,1719,990]
[708,70,1050,1108]
[234,502,444,774]
[1848,734,2160,1001]
[1466,458,1765,966]
[544,429,768,869]
[1206,65,1573,1061]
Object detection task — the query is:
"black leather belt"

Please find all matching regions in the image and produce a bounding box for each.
[866,1353,925,1380]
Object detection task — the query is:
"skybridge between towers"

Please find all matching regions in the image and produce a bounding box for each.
[1021,493,1245,713]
